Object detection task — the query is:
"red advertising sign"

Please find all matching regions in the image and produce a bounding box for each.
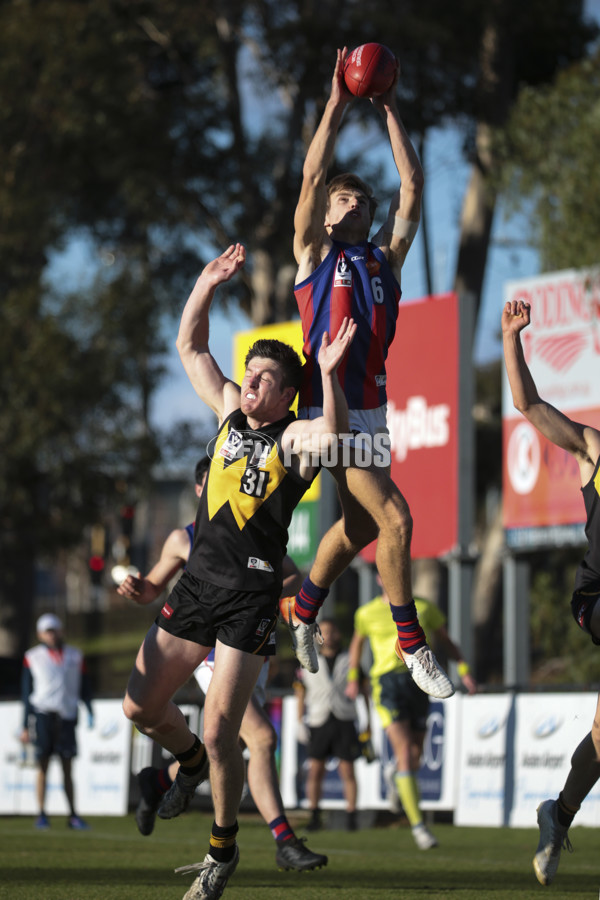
[361,292,459,561]
[502,267,600,543]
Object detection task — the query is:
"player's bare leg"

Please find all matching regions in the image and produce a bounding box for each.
[240,696,327,871]
[286,459,453,698]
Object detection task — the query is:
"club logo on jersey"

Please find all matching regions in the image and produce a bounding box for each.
[334,255,352,287]
[247,557,274,572]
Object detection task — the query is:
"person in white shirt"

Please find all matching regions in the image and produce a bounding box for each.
[20,613,93,831]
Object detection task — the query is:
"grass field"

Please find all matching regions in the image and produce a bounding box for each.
[1,811,598,900]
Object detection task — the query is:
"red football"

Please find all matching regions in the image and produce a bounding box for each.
[343,43,398,98]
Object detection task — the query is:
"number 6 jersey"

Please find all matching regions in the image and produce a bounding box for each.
[295,240,401,412]
[186,409,312,591]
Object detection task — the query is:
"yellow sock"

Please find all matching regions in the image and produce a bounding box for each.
[394,771,422,827]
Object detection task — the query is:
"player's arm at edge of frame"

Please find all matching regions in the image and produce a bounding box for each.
[502,299,600,482]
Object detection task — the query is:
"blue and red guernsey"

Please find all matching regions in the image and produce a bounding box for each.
[295,240,401,411]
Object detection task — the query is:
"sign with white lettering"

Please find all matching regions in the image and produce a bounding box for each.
[502,268,600,544]
[0,699,131,816]
[510,692,600,827]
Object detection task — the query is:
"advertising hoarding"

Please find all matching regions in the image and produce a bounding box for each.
[502,268,600,546]
[362,292,460,560]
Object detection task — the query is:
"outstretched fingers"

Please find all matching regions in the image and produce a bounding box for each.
[318,316,356,372]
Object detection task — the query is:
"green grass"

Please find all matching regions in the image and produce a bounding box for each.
[0,812,598,899]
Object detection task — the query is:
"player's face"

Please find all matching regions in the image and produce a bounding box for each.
[241,357,291,420]
[326,189,370,237]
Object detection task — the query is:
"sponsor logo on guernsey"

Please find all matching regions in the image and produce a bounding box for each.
[247,557,274,572]
[375,374,387,386]
[268,632,276,645]
[334,256,352,287]
[350,255,364,262]
[161,602,174,619]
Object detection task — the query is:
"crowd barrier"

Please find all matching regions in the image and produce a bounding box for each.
[2,692,599,827]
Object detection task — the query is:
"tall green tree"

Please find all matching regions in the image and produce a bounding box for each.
[497,46,600,270]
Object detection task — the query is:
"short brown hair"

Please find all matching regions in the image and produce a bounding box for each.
[326,173,378,224]
[244,339,303,395]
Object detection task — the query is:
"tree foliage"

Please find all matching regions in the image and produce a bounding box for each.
[497,46,600,270]
[0,0,595,672]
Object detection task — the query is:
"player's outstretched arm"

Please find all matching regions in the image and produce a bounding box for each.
[281,317,356,478]
[502,299,600,480]
[370,67,423,275]
[281,554,303,599]
[435,625,478,695]
[293,48,353,265]
[176,244,245,422]
[318,316,357,437]
[117,527,190,605]
[345,630,365,700]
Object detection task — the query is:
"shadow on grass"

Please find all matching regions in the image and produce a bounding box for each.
[3,862,598,896]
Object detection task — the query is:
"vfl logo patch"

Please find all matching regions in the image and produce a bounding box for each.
[219,428,244,462]
[256,618,271,636]
[161,602,174,619]
[334,255,352,287]
[247,557,274,573]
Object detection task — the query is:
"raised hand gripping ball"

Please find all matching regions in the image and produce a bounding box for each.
[343,43,398,98]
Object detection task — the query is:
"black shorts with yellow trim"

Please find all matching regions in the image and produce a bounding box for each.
[157,569,279,656]
[372,669,430,731]
[571,582,600,646]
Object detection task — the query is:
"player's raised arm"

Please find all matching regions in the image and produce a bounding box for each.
[281,317,356,478]
[502,299,600,482]
[370,68,423,277]
[176,244,246,423]
[293,48,353,266]
[117,527,190,606]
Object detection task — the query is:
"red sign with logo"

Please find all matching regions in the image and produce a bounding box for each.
[502,268,600,535]
[361,292,459,560]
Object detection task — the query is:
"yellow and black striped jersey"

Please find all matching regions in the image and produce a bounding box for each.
[186,409,312,591]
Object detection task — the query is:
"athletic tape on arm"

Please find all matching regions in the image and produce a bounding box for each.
[387,216,419,242]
